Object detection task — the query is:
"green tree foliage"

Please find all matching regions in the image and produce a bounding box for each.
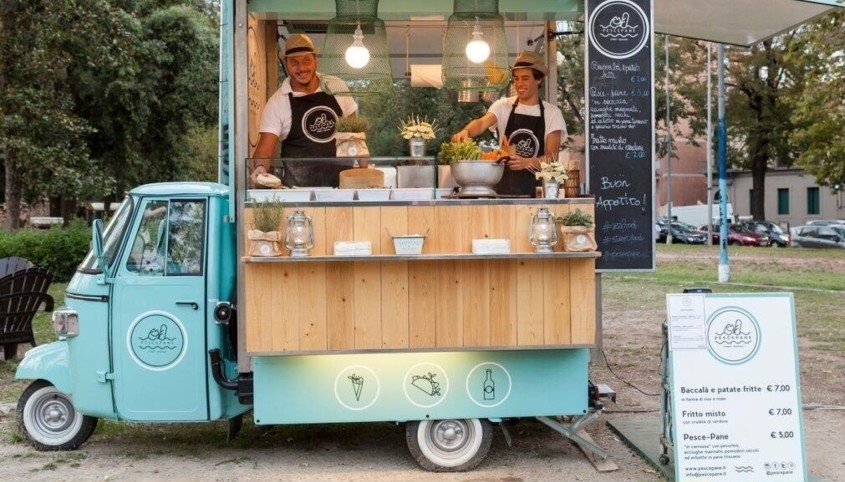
[789,10,845,189]
[1,0,218,231]
[359,81,487,157]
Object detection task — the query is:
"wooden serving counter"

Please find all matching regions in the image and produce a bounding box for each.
[243,199,597,354]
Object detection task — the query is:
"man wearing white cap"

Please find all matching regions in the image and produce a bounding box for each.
[452,50,566,196]
[252,33,358,187]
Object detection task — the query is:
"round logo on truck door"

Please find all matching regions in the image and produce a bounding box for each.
[127,311,187,371]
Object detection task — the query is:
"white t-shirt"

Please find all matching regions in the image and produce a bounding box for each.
[258,74,358,140]
[487,96,567,147]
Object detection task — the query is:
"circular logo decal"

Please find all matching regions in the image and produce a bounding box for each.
[403,362,449,408]
[509,128,540,157]
[301,106,338,143]
[590,0,650,60]
[127,312,187,371]
[334,365,380,411]
[706,307,761,365]
[465,362,512,408]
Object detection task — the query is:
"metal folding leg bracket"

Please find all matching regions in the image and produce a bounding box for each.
[536,412,609,461]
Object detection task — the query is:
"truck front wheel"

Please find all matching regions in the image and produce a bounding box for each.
[16,380,98,451]
[406,418,492,471]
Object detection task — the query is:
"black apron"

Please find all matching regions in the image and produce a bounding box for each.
[495,99,546,196]
[281,91,349,187]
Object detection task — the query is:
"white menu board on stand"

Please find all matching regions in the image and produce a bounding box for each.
[667,293,807,482]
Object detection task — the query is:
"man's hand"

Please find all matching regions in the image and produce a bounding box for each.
[451,129,470,142]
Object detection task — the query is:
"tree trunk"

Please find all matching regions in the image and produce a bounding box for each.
[751,146,768,221]
[1,0,21,231]
[3,151,21,231]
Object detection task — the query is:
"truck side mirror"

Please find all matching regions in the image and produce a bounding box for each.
[92,219,107,273]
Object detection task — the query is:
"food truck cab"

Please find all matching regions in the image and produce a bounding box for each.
[15,0,605,472]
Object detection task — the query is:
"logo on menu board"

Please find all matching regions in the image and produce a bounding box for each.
[706,307,761,365]
[302,106,338,143]
[590,0,650,59]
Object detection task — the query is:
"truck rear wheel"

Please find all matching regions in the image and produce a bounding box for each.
[17,380,98,451]
[406,418,492,471]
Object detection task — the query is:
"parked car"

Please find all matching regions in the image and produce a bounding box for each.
[699,224,771,247]
[806,219,845,227]
[657,221,708,244]
[739,220,791,247]
[790,225,845,249]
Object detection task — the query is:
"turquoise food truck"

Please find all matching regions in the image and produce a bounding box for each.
[15,0,609,471]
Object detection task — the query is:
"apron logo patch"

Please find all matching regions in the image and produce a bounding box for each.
[302,106,337,143]
[510,128,540,157]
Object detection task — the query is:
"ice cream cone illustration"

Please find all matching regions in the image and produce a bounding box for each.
[348,374,364,401]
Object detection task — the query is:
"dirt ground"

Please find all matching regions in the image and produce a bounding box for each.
[0,249,843,481]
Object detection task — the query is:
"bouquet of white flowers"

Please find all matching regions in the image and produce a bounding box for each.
[529,160,569,183]
[399,115,438,140]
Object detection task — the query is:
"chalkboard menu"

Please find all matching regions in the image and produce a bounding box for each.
[586,0,655,270]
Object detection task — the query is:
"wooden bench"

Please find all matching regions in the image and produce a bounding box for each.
[0,267,54,360]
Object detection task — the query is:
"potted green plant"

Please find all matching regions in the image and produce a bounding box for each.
[248,199,285,257]
[399,115,438,157]
[557,208,597,252]
[335,115,369,157]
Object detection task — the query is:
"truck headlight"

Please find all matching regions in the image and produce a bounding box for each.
[52,309,79,337]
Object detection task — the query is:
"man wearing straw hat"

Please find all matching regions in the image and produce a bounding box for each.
[452,50,566,196]
[252,33,358,187]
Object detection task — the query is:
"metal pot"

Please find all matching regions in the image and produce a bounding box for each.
[450,160,505,197]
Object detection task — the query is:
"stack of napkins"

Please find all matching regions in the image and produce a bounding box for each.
[333,241,372,256]
[471,239,511,255]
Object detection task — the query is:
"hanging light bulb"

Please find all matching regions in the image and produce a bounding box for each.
[465,17,490,64]
[345,22,370,69]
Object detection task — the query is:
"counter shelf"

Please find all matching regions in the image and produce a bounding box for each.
[243,251,600,263]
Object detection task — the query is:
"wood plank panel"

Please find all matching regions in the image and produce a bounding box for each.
[353,261,382,349]
[408,261,437,348]
[487,204,516,242]
[489,259,517,346]
[543,259,572,344]
[434,206,464,347]
[380,205,408,253]
[273,263,299,351]
[325,206,354,252]
[353,206,382,253]
[408,206,436,254]
[298,262,327,350]
[516,259,545,345]
[514,204,535,253]
[381,260,409,348]
[462,205,489,253]
[245,264,273,352]
[326,263,355,350]
[461,260,490,346]
[570,258,596,345]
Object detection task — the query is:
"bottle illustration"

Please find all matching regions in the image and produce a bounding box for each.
[483,368,495,400]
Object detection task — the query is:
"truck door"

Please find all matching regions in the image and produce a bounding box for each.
[112,198,209,421]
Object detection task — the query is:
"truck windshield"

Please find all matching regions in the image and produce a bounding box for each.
[79,198,134,273]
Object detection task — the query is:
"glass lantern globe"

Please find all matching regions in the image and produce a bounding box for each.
[529,207,559,253]
[285,211,315,257]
